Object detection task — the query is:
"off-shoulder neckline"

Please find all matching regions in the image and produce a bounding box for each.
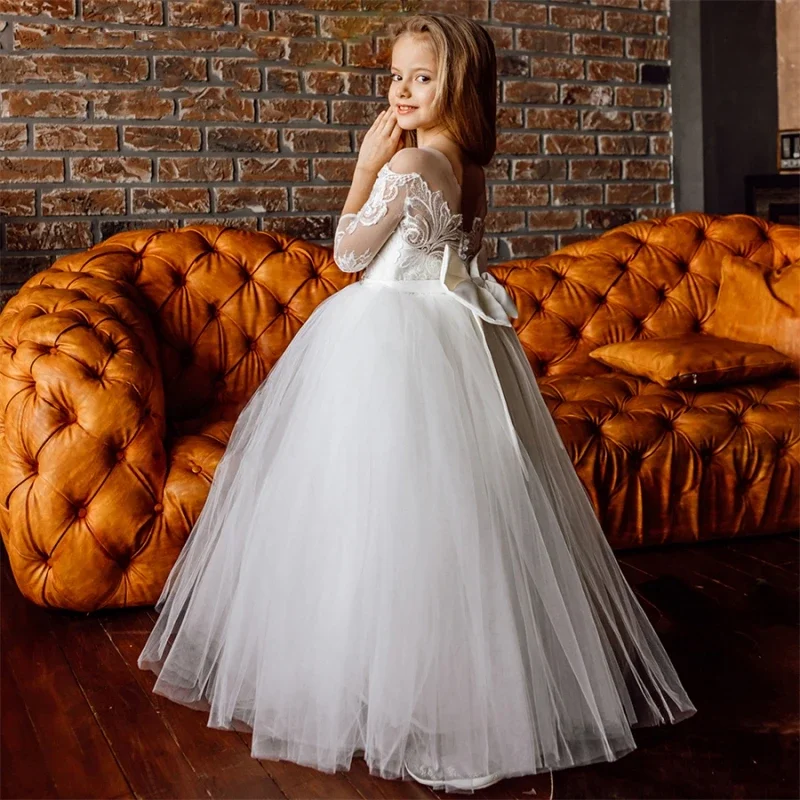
[378,161,485,243]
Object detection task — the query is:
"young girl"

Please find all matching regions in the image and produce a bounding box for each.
[138,12,697,795]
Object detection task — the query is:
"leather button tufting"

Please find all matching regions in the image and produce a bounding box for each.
[76,507,87,518]
[191,465,202,474]
[154,503,163,512]
[115,450,125,461]
[249,340,258,350]
[49,347,58,355]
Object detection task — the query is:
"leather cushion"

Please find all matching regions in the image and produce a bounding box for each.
[707,254,800,362]
[588,333,796,388]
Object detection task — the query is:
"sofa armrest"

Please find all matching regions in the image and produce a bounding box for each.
[0,268,167,611]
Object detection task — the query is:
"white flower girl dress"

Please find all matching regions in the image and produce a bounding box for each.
[137,145,696,792]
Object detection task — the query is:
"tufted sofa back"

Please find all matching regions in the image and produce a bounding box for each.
[35,225,356,435]
[500,213,799,377]
[19,213,799,434]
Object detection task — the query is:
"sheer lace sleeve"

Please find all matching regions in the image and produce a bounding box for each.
[333,148,457,274]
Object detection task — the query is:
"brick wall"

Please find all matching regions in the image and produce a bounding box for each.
[0,0,671,307]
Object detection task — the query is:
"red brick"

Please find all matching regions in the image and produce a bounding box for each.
[283,129,350,153]
[292,185,350,212]
[623,159,670,180]
[585,207,637,230]
[581,109,632,131]
[606,183,656,204]
[552,184,604,205]
[550,6,602,29]
[506,235,556,259]
[132,188,210,213]
[496,133,542,154]
[311,158,357,182]
[604,10,655,34]
[0,189,36,216]
[91,89,173,119]
[0,0,74,18]
[318,15,385,39]
[238,157,309,182]
[211,58,262,91]
[214,187,288,213]
[504,80,559,104]
[154,56,208,87]
[0,90,88,118]
[6,221,93,251]
[569,159,622,180]
[83,0,163,24]
[493,184,550,207]
[207,126,278,152]
[586,60,637,83]
[260,98,326,124]
[633,111,671,132]
[531,56,585,80]
[34,124,118,151]
[265,68,301,93]
[0,157,64,183]
[123,126,201,152]
[41,188,125,215]
[0,55,148,84]
[626,37,669,61]
[572,34,624,58]
[492,1,547,25]
[286,40,343,67]
[525,108,579,130]
[516,29,570,53]
[136,29,246,52]
[71,156,152,182]
[598,135,648,155]
[178,87,255,122]
[305,70,370,96]
[239,3,270,31]
[262,215,332,239]
[157,158,234,182]
[273,9,316,36]
[331,100,383,126]
[497,107,524,128]
[167,1,234,27]
[14,23,137,49]
[528,208,582,230]
[511,158,568,181]
[0,124,28,151]
[615,87,665,108]
[544,134,597,155]
[561,84,614,106]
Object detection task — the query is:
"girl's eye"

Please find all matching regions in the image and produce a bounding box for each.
[391,74,429,83]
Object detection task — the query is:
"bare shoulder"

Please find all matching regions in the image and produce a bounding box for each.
[387,146,439,175]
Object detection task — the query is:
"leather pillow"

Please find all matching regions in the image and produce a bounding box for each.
[589,333,796,388]
[707,254,800,362]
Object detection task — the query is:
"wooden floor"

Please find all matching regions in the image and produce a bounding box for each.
[2,532,798,800]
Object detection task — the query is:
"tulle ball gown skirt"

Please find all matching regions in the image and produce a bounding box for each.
[137,277,697,792]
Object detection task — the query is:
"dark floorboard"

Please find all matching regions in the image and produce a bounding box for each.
[2,533,798,800]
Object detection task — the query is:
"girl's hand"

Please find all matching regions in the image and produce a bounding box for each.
[355,107,404,174]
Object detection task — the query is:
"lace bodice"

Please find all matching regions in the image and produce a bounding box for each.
[333,146,488,282]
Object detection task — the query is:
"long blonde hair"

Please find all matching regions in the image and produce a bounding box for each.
[391,13,497,167]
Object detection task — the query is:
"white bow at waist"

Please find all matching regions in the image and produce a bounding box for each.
[439,243,519,327]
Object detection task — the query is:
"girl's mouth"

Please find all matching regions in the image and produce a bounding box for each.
[396,105,417,114]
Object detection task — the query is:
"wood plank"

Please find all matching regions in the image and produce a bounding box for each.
[0,550,134,800]
[50,612,212,800]
[112,628,286,799]
[0,649,59,800]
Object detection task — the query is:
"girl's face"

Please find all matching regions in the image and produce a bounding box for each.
[388,34,440,132]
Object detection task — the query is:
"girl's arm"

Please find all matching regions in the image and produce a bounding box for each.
[341,165,381,216]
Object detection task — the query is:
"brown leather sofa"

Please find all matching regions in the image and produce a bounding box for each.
[1,212,798,612]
